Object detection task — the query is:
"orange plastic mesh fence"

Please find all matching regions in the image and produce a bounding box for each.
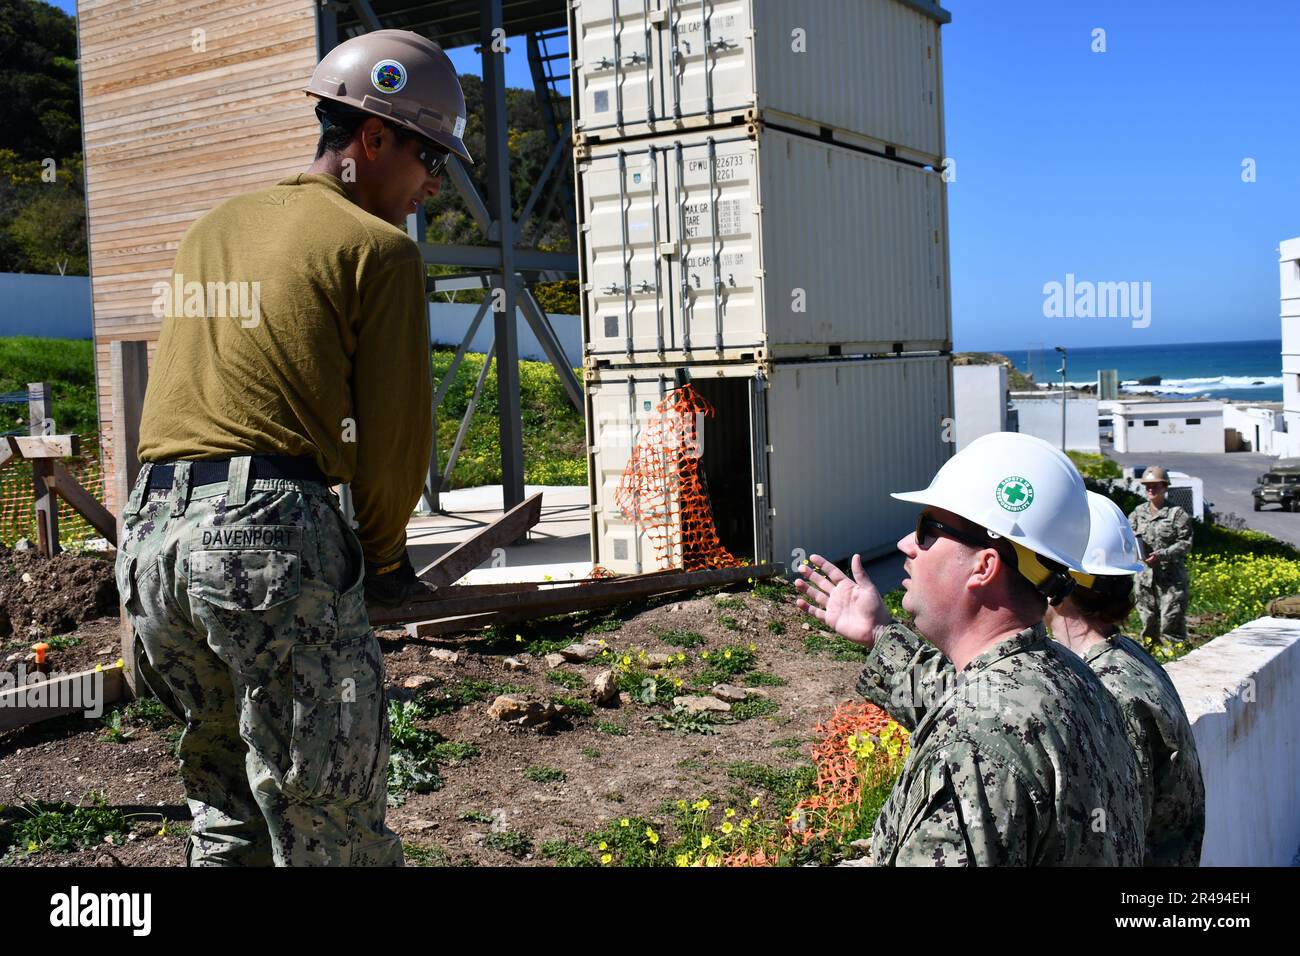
[613,384,743,572]
[0,433,107,548]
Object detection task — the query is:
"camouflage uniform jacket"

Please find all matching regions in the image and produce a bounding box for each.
[1082,633,1206,866]
[1129,503,1193,587]
[856,623,1145,866]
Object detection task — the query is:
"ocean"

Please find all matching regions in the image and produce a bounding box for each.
[995,339,1284,403]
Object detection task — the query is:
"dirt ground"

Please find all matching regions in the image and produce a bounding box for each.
[0,545,116,640]
[0,574,874,867]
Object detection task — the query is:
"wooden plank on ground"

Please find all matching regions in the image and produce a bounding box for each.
[416,492,543,587]
[0,664,126,734]
[403,613,500,640]
[370,562,779,628]
[28,384,58,557]
[47,463,119,546]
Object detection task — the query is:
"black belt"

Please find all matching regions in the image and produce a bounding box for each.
[145,455,329,491]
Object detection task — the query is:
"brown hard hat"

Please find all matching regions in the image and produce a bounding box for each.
[306,30,473,164]
[1138,466,1171,485]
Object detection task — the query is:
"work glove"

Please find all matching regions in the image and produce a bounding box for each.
[363,552,427,608]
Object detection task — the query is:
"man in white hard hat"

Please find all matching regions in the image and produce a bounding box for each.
[795,432,1144,865]
[1047,492,1205,865]
[117,30,472,866]
[1129,466,1194,645]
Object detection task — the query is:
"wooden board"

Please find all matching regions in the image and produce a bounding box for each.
[416,493,544,587]
[0,665,126,734]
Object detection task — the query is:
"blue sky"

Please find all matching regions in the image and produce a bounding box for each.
[52,0,1297,351]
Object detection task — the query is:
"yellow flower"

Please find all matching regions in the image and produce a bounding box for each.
[674,678,683,688]
[675,853,691,867]
[676,652,685,662]
[515,634,523,642]
[620,818,630,827]
[725,808,736,818]
[748,643,756,652]
[720,822,734,834]
[598,639,606,647]
[693,799,710,811]
[724,649,732,659]
[601,853,613,864]
[676,800,688,811]
[622,655,632,666]
[750,797,761,808]
[706,853,719,867]
[739,819,751,831]
[645,827,659,845]
[598,841,608,851]
[702,651,710,659]
[26,841,38,852]
[701,836,712,849]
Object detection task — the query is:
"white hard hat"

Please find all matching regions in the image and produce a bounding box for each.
[1077,491,1145,577]
[891,432,1090,577]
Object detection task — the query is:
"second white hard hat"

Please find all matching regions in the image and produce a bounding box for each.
[891,431,1090,573]
[1077,490,1146,577]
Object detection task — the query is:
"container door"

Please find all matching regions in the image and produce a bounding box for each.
[749,372,772,565]
[660,0,753,122]
[581,145,671,360]
[574,0,661,135]
[662,134,762,357]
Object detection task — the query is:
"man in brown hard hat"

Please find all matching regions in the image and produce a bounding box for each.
[1128,466,1193,645]
[116,30,472,866]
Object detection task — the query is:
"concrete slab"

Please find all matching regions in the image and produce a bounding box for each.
[404,483,908,591]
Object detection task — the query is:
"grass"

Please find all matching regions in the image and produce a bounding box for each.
[695,643,759,685]
[458,810,494,823]
[714,596,747,611]
[751,579,796,603]
[0,794,131,855]
[385,700,481,800]
[0,336,99,436]
[651,706,721,735]
[417,678,528,716]
[552,695,594,717]
[652,626,706,648]
[540,839,595,867]
[431,346,585,488]
[766,619,786,635]
[483,830,533,858]
[730,696,780,721]
[403,842,455,866]
[744,671,787,687]
[726,761,817,812]
[546,670,586,691]
[580,746,601,759]
[802,630,868,662]
[596,720,628,736]
[718,615,740,631]
[100,696,182,744]
[523,766,566,784]
[46,634,81,651]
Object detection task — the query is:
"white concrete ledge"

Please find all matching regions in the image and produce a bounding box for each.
[1165,616,1300,866]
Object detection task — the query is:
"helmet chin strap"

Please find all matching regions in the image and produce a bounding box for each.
[1003,539,1077,606]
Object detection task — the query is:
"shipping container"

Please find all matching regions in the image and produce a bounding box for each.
[577,125,951,366]
[569,0,950,166]
[586,353,952,574]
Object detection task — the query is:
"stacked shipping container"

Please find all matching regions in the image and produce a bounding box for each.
[570,0,955,573]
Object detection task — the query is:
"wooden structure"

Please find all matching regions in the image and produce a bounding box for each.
[78,0,579,521]
[77,0,321,517]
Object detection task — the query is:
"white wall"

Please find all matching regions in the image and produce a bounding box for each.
[1010,394,1099,452]
[0,272,92,338]
[429,302,581,368]
[1223,405,1277,455]
[1166,616,1300,865]
[1115,407,1223,454]
[1280,237,1300,457]
[952,364,1006,450]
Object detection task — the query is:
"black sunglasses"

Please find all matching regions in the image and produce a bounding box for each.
[915,514,1000,552]
[385,122,450,177]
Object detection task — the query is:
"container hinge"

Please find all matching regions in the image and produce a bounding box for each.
[602,283,626,295]
[754,482,764,498]
[765,445,773,454]
[711,37,737,52]
[634,280,658,294]
[658,241,678,258]
[592,56,617,71]
[623,52,648,66]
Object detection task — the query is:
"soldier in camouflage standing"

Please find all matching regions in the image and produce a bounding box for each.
[795,433,1144,866]
[115,31,473,866]
[1047,492,1204,865]
[1128,466,1194,644]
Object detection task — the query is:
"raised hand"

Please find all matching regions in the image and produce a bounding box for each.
[793,553,893,647]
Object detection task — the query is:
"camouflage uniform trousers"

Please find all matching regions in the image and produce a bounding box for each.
[1135,565,1189,644]
[114,457,402,866]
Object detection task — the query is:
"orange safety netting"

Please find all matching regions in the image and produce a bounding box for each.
[614,383,742,572]
[788,701,906,846]
[0,433,107,548]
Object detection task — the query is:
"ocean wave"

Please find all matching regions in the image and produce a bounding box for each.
[1119,375,1282,395]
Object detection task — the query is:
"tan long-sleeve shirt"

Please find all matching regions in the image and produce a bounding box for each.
[137,173,432,565]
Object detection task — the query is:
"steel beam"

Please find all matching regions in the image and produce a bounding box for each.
[414,243,576,272]
[515,284,582,412]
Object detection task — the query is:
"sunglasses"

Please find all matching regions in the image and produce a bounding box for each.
[915,514,1000,552]
[385,121,450,177]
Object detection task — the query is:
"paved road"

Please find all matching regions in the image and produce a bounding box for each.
[1107,448,1300,548]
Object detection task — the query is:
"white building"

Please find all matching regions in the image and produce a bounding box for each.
[1223,404,1280,454]
[1010,392,1099,452]
[952,364,1008,450]
[1112,400,1224,453]
[1279,236,1300,456]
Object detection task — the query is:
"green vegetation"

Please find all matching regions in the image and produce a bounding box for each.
[725,762,817,811]
[595,720,628,736]
[714,596,746,611]
[385,700,482,800]
[483,830,533,858]
[730,696,780,721]
[651,706,721,735]
[0,795,130,856]
[0,338,98,436]
[540,838,595,867]
[718,615,740,631]
[803,630,868,662]
[766,619,786,635]
[546,669,586,691]
[1067,451,1122,479]
[652,626,706,648]
[431,347,584,489]
[523,766,566,784]
[551,695,594,717]
[952,352,1032,390]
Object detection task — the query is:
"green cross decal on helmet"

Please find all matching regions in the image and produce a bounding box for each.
[995,476,1035,512]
